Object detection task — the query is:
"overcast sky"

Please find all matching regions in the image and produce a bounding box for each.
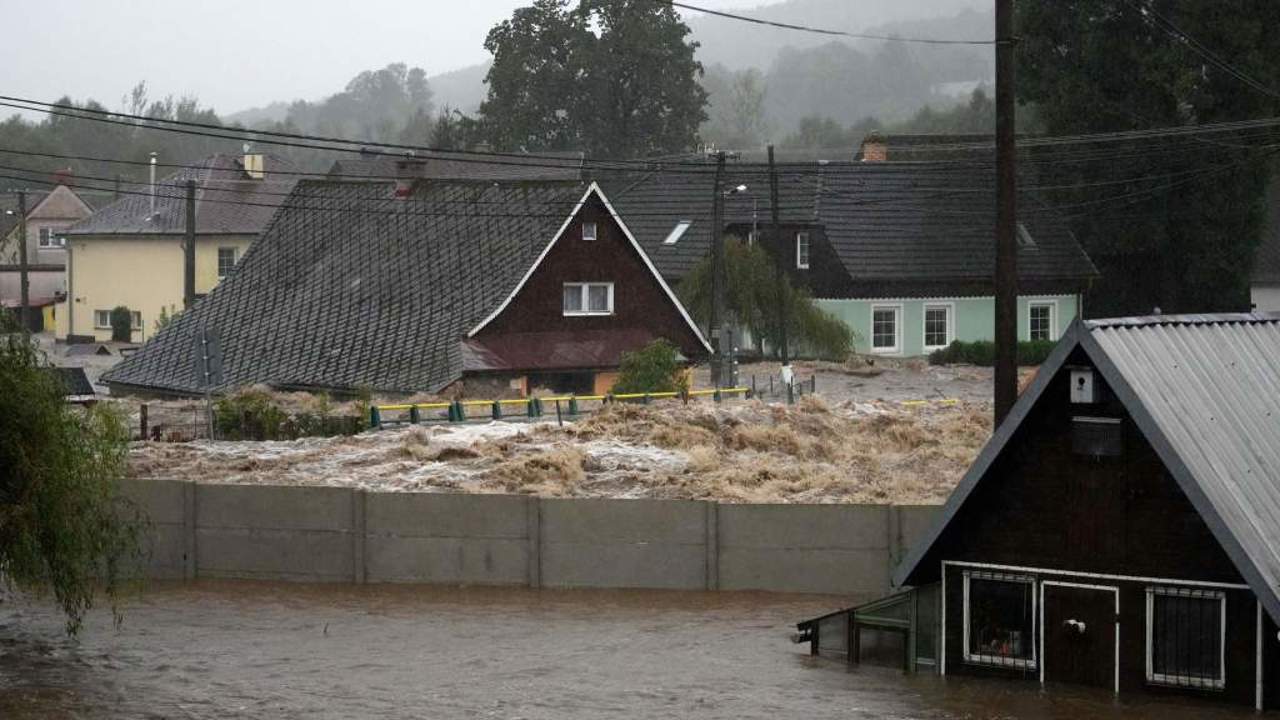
[0,0,756,116]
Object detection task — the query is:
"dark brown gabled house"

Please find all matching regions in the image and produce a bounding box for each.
[101,180,708,398]
[806,313,1280,709]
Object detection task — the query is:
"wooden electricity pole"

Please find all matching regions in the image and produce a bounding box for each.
[709,151,727,386]
[994,0,1018,425]
[184,179,196,310]
[16,190,29,330]
[768,146,790,382]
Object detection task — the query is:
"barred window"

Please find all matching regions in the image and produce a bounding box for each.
[1146,587,1225,689]
[964,572,1036,669]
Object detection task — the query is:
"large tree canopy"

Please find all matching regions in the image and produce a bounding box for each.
[1016,1,1280,315]
[479,0,708,157]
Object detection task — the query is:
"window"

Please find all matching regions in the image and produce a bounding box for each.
[581,222,597,241]
[563,282,613,316]
[1029,302,1056,341]
[217,247,238,279]
[923,304,953,350]
[38,227,63,248]
[964,571,1037,669]
[795,232,810,269]
[1146,587,1225,689]
[663,220,692,245]
[93,309,142,330]
[1016,222,1037,249]
[871,305,900,353]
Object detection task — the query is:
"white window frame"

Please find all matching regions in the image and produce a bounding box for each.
[94,309,111,329]
[1145,586,1226,690]
[217,246,238,279]
[870,303,902,354]
[662,220,692,245]
[562,282,614,317]
[581,222,597,242]
[922,302,955,352]
[94,309,142,330]
[962,570,1038,670]
[1028,300,1058,342]
[795,231,810,269]
[37,227,64,249]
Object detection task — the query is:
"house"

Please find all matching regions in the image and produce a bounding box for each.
[603,158,1097,357]
[0,184,98,331]
[818,313,1280,708]
[1252,167,1280,312]
[100,179,709,397]
[58,152,298,342]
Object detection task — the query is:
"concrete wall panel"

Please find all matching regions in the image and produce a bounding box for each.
[196,528,354,582]
[196,484,353,531]
[365,492,528,538]
[365,536,528,585]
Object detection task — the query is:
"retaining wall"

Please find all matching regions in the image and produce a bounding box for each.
[123,479,940,597]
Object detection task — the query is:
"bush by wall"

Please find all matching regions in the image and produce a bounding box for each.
[928,339,1057,366]
[612,339,689,395]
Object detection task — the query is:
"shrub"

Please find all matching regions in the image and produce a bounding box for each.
[214,387,363,441]
[928,339,1058,366]
[153,305,180,333]
[109,305,133,342]
[612,339,689,395]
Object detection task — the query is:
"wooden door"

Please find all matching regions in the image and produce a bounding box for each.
[1042,583,1118,692]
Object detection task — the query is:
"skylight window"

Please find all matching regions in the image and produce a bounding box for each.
[1016,222,1037,249]
[663,220,693,245]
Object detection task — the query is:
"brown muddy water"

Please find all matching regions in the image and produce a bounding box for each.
[0,581,1257,719]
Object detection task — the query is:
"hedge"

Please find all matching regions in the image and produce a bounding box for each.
[928,339,1057,366]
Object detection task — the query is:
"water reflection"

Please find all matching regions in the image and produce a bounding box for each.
[0,581,1257,719]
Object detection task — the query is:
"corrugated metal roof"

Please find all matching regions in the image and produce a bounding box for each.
[895,312,1280,623]
[1085,314,1280,615]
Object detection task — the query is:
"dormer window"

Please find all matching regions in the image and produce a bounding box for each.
[796,231,810,269]
[582,222,597,241]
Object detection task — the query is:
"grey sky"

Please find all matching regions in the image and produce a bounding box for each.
[0,0,755,116]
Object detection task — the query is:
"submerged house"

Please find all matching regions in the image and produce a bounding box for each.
[805,313,1280,708]
[605,159,1098,357]
[101,180,708,397]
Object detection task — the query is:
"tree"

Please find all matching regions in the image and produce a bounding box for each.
[479,0,707,157]
[109,306,133,342]
[702,65,769,149]
[1016,1,1280,315]
[679,238,853,360]
[0,318,143,634]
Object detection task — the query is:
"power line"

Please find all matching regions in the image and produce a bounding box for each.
[655,0,1002,45]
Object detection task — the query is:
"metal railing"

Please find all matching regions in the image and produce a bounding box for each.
[369,386,753,429]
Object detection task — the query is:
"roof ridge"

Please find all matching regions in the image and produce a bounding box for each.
[1086,312,1280,329]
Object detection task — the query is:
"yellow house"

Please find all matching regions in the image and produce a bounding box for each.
[59,153,297,341]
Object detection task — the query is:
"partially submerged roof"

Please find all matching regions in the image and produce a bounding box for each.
[102,179,589,395]
[43,367,94,398]
[895,312,1280,622]
[605,161,1098,294]
[66,153,299,236]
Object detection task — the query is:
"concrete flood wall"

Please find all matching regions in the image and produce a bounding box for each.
[124,479,939,596]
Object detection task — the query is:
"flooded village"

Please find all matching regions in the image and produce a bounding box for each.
[3,0,1280,717]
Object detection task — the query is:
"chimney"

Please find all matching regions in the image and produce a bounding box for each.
[242,144,265,179]
[859,131,887,162]
[148,152,158,217]
[394,154,428,198]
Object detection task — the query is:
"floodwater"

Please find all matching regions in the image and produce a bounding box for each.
[0,581,1257,719]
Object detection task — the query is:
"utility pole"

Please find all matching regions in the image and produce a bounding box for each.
[768,146,791,387]
[993,0,1018,425]
[184,179,196,309]
[16,190,29,330]
[708,151,727,386]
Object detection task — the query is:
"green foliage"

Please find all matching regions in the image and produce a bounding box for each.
[928,339,1057,367]
[480,0,708,157]
[109,305,132,342]
[284,63,434,144]
[213,387,363,441]
[0,318,143,634]
[153,305,180,334]
[679,238,853,361]
[612,339,688,395]
[1015,1,1280,314]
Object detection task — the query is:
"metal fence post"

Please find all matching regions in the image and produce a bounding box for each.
[369,405,381,429]
[492,400,502,420]
[409,406,420,424]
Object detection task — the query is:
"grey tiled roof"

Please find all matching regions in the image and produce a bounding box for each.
[605,161,1098,293]
[102,180,583,395]
[66,154,299,236]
